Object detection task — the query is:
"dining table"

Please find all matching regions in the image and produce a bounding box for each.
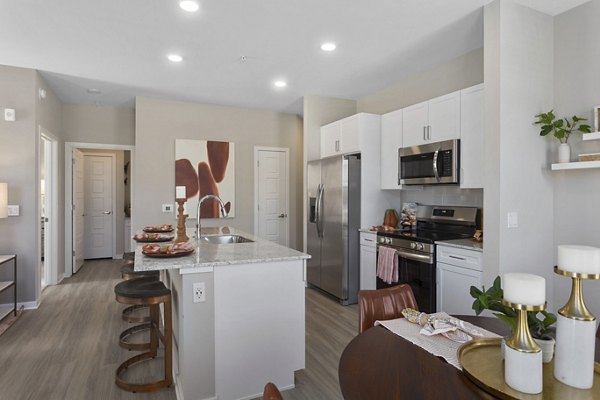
[338,315,600,400]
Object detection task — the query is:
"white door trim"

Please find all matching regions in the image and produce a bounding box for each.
[37,127,59,300]
[82,152,117,260]
[64,142,135,277]
[253,146,290,246]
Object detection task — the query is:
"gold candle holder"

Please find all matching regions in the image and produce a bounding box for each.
[554,266,600,321]
[501,300,546,353]
[175,198,189,243]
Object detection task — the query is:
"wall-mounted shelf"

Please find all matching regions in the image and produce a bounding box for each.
[551,161,600,170]
[583,132,600,141]
[0,255,16,322]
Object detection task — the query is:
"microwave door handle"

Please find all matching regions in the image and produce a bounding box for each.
[433,149,440,182]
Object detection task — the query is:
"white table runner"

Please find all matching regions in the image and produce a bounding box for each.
[375,313,500,370]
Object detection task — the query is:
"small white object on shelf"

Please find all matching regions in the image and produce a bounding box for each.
[557,245,600,275]
[503,273,545,306]
[582,131,600,141]
[176,185,186,199]
[551,161,600,170]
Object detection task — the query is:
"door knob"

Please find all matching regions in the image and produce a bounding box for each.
[103,211,112,215]
[278,213,288,218]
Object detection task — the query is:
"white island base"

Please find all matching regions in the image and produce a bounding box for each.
[166,258,305,400]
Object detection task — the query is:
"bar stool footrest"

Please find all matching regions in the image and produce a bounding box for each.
[119,323,152,351]
[122,304,150,323]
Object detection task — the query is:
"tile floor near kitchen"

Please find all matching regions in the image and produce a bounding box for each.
[0,259,358,400]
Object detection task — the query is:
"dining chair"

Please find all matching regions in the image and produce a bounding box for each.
[358,284,418,334]
[262,382,283,400]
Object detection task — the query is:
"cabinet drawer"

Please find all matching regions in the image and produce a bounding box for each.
[436,245,482,271]
[359,232,377,248]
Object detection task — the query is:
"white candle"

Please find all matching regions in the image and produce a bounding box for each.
[176,186,186,199]
[557,245,600,275]
[503,273,545,306]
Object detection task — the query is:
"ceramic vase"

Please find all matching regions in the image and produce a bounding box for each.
[558,143,571,163]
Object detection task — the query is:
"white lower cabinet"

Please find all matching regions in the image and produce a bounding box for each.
[359,231,377,290]
[436,244,482,314]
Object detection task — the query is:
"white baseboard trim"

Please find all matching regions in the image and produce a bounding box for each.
[114,253,124,260]
[57,274,65,284]
[1,301,39,310]
[174,377,218,400]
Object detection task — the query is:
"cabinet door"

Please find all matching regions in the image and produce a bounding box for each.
[402,101,429,147]
[428,91,460,143]
[360,245,377,290]
[436,263,482,314]
[320,122,341,158]
[380,109,403,189]
[460,84,484,188]
[340,115,360,154]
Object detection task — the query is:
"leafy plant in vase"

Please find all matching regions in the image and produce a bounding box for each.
[534,110,591,163]
[470,276,557,362]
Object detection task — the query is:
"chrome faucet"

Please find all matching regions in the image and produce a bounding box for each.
[196,195,228,239]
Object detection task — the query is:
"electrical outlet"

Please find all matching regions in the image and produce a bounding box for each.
[162,204,174,213]
[507,212,518,228]
[7,205,19,216]
[193,282,206,303]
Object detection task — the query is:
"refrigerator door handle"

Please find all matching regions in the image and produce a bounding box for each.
[316,184,324,237]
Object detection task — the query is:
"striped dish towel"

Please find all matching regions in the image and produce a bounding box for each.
[376,246,398,284]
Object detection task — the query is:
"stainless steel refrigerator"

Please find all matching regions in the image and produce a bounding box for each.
[307,155,360,305]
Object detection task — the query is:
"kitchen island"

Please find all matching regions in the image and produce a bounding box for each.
[134,227,309,400]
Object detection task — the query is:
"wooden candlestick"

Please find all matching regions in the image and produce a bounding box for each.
[175,198,189,243]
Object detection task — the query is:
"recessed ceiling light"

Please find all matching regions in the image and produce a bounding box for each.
[179,1,200,12]
[321,42,337,52]
[274,80,287,88]
[168,54,183,63]
[87,88,101,95]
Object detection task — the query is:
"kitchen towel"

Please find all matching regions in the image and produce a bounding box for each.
[376,246,398,284]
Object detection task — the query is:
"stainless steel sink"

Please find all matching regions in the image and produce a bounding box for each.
[199,235,254,244]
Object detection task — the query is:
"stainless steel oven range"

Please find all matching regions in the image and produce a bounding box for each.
[376,205,478,313]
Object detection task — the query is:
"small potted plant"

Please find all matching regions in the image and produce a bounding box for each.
[534,110,591,163]
[470,276,557,362]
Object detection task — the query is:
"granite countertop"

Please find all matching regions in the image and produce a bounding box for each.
[435,238,483,252]
[359,228,377,234]
[134,226,310,273]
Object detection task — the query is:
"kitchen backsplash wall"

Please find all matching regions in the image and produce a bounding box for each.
[397,187,483,208]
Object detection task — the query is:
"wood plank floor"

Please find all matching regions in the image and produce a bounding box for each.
[0,259,358,400]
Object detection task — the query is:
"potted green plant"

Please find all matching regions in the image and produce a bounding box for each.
[534,110,591,163]
[470,276,557,362]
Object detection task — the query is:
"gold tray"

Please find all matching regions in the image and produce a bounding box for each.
[458,338,600,400]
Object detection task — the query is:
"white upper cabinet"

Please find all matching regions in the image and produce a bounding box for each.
[402,91,461,147]
[459,84,484,189]
[320,121,342,158]
[320,113,380,159]
[380,109,403,189]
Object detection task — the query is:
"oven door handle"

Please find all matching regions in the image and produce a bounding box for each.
[433,148,440,182]
[395,249,434,264]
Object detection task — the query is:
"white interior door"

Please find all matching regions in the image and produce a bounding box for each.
[73,149,85,272]
[257,150,288,246]
[84,155,113,259]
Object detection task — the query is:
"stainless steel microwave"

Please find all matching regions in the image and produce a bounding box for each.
[398,139,460,185]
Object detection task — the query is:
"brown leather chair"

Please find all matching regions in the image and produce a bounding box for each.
[358,284,418,334]
[262,382,283,400]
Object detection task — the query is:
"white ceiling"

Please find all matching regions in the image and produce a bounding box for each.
[0,0,590,115]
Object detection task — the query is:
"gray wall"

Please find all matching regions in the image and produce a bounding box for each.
[134,96,304,250]
[483,1,555,307]
[357,48,484,115]
[62,105,135,145]
[553,0,600,316]
[0,65,64,304]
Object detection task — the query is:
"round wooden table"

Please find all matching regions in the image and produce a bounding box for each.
[339,316,594,400]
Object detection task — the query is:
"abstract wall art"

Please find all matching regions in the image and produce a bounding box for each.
[175,139,235,218]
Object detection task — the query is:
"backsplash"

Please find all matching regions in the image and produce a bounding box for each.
[398,186,483,208]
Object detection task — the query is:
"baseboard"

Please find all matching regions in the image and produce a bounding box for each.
[114,253,123,260]
[57,274,65,284]
[1,301,39,310]
[174,377,218,400]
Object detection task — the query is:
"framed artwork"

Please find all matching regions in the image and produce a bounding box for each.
[175,139,235,218]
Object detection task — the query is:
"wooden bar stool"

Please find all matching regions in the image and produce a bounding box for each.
[120,261,159,324]
[114,276,173,392]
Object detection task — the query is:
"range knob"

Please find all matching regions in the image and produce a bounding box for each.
[417,243,424,251]
[386,238,392,245]
[410,242,417,250]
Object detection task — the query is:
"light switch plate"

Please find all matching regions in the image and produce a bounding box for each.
[162,204,174,213]
[507,212,518,228]
[4,108,15,122]
[7,205,19,216]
